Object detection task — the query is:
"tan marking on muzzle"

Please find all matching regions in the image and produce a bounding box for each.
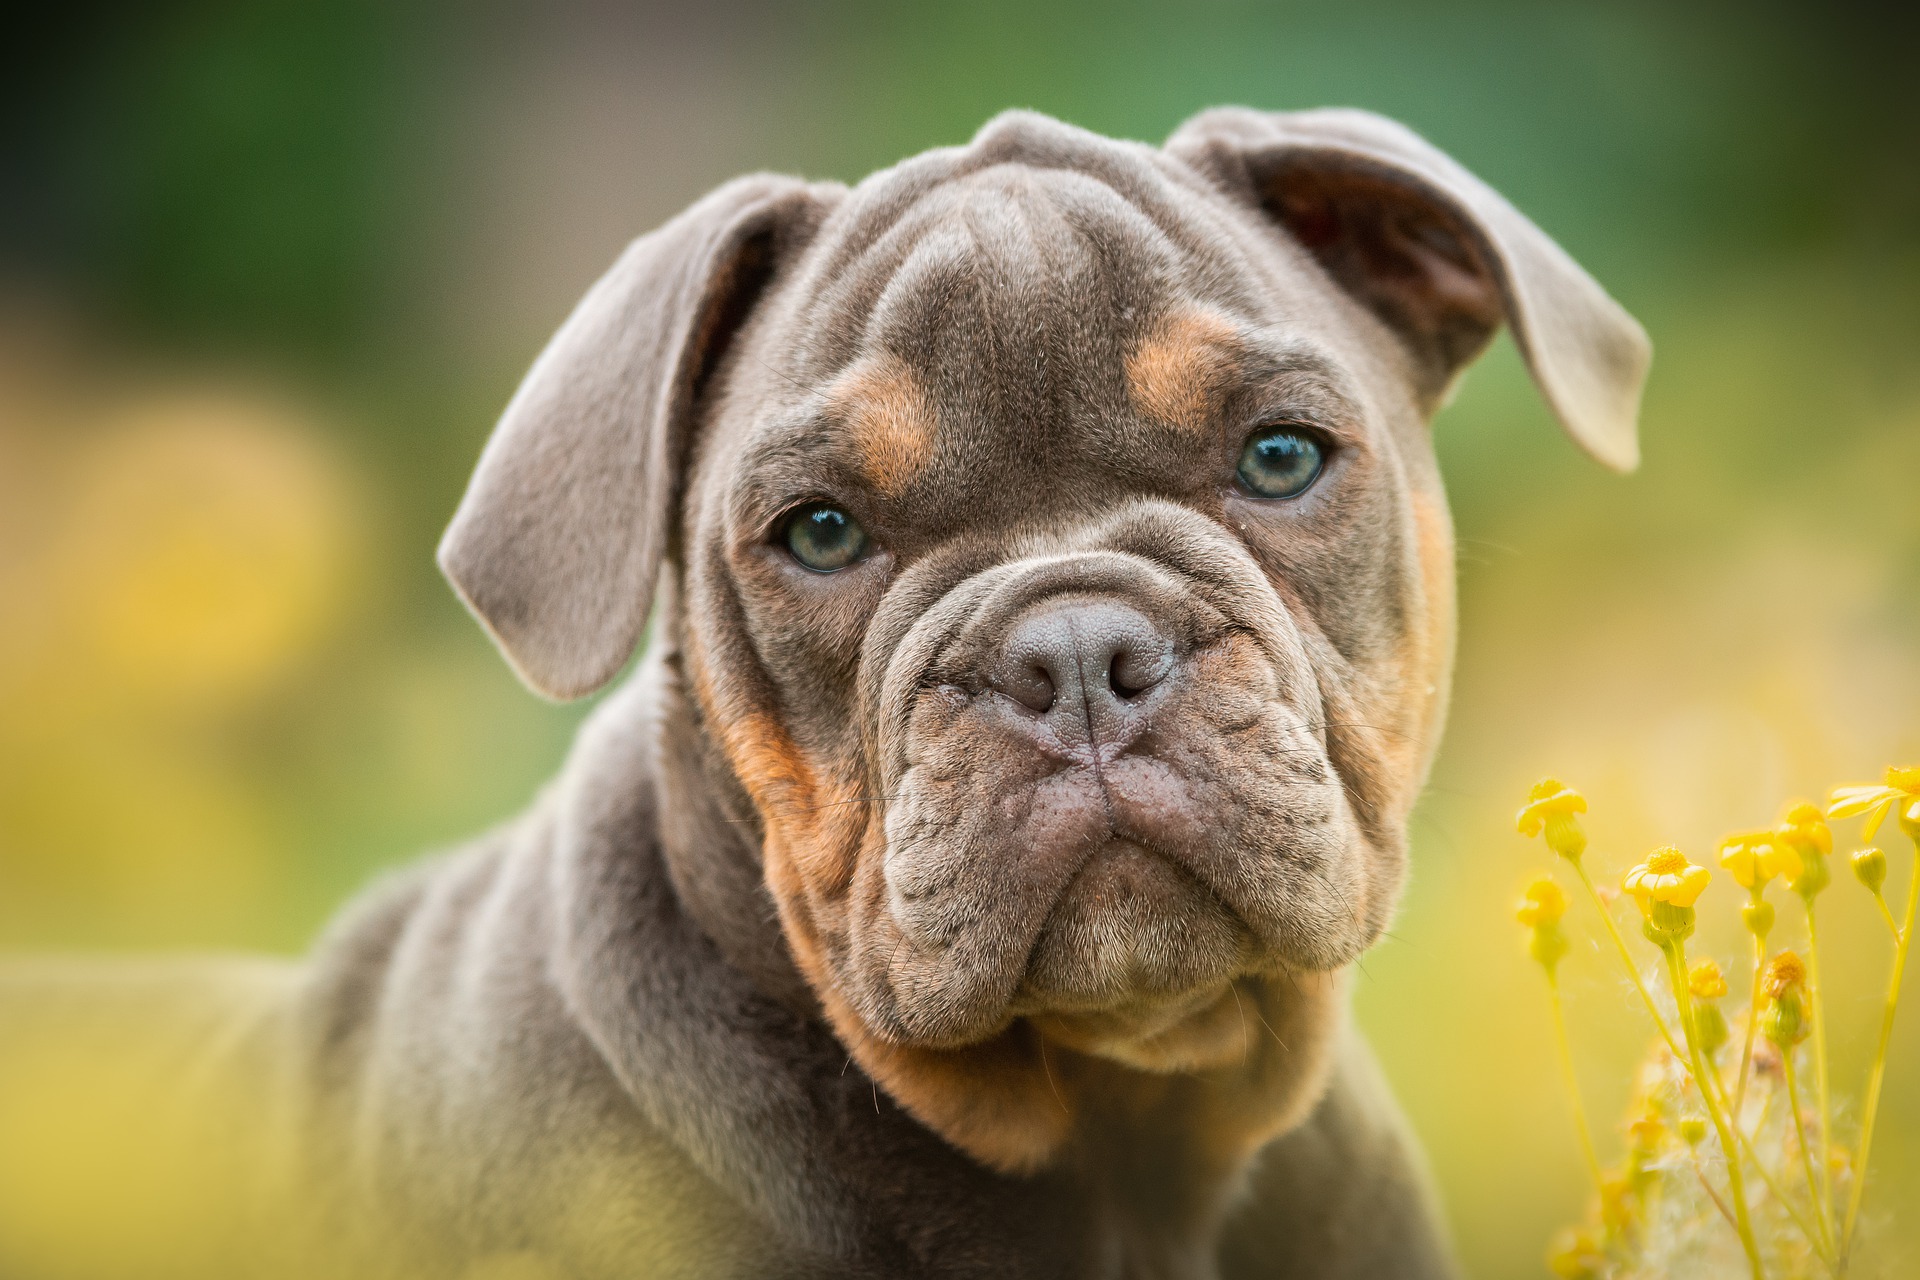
[715,709,866,898]
[684,631,865,899]
[830,354,937,499]
[1125,309,1241,430]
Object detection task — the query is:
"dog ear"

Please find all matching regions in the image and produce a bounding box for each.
[439,175,836,699]
[1166,107,1649,471]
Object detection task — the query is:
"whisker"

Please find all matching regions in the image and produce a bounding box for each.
[1230,980,1251,1065]
[1252,1002,1290,1053]
[1038,1037,1068,1113]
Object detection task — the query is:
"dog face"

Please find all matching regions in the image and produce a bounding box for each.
[440,109,1647,1169]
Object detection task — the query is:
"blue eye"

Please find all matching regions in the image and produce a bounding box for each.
[1236,425,1325,499]
[782,502,869,572]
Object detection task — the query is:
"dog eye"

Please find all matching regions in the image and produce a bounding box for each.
[781,502,870,572]
[1235,424,1325,499]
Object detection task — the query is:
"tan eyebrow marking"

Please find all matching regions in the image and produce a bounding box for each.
[1125,309,1243,431]
[829,354,937,499]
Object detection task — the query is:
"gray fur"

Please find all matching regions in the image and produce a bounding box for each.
[0,107,1647,1280]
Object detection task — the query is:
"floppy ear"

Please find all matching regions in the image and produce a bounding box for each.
[1167,107,1649,471]
[439,175,836,699]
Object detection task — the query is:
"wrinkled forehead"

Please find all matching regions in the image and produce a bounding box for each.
[805,162,1221,371]
[725,158,1368,531]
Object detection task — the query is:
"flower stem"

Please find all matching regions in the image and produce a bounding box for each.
[1872,892,1900,944]
[1703,1060,1838,1269]
[1804,904,1835,1236]
[1782,1045,1835,1257]
[1568,860,1686,1060]
[1666,940,1767,1280]
[1735,931,1765,1120]
[1727,1104,1834,1271]
[1690,1150,1740,1231]
[1840,836,1920,1270]
[1545,971,1605,1198]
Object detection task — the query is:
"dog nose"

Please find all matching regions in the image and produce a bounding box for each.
[992,600,1174,744]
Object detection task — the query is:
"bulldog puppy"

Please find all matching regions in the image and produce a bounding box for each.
[0,107,1647,1280]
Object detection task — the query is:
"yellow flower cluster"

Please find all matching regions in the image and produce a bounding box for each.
[1514,767,1920,1280]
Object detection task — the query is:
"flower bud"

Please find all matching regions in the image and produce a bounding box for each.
[1764,993,1807,1047]
[1762,951,1809,1047]
[1544,812,1587,862]
[1685,962,1730,1054]
[1694,1001,1730,1058]
[1741,899,1774,939]
[1791,852,1831,900]
[1853,847,1887,894]
[1641,899,1696,947]
[1529,920,1569,972]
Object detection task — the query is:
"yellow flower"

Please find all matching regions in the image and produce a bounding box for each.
[1829,764,1920,840]
[1776,800,1833,857]
[1517,778,1589,860]
[1762,950,1806,1000]
[1777,800,1833,898]
[1717,829,1801,890]
[1516,877,1569,927]
[1688,958,1728,1000]
[1623,846,1712,909]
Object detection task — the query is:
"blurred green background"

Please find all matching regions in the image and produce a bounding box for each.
[2,1,1916,1274]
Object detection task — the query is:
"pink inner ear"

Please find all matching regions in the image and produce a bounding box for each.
[1269,167,1504,379]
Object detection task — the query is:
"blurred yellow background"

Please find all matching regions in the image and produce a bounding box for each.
[2,2,1915,1275]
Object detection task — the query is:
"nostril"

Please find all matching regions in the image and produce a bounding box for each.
[1107,638,1173,701]
[996,660,1057,714]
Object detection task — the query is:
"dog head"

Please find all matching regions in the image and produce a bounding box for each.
[440,109,1647,1171]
